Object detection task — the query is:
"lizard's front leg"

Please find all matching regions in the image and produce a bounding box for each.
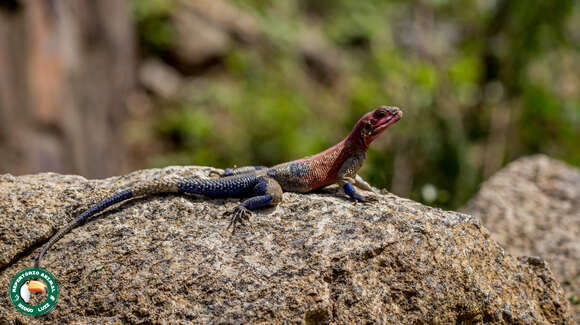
[339,178,376,202]
[226,177,282,232]
[354,174,378,194]
[337,154,376,202]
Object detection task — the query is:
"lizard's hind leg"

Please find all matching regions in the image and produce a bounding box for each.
[226,177,282,232]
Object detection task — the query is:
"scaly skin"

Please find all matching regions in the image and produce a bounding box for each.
[35,106,402,268]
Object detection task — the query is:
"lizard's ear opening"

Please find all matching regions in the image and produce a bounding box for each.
[359,120,373,147]
[363,121,373,136]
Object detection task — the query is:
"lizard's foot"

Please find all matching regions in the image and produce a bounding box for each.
[209,170,224,178]
[225,206,253,233]
[209,167,237,178]
[353,195,378,204]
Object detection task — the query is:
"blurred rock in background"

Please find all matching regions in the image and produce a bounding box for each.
[464,155,580,320]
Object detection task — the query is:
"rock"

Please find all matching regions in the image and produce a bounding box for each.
[299,26,344,87]
[139,58,183,99]
[0,166,574,323]
[172,8,230,67]
[180,0,258,44]
[171,0,259,68]
[464,154,580,321]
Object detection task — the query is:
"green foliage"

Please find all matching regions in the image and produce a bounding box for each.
[132,0,176,55]
[134,0,580,209]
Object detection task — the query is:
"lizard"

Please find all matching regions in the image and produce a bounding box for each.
[34,106,402,268]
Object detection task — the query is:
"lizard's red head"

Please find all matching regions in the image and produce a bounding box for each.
[351,106,402,149]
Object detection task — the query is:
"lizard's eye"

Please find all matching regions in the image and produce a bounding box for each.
[374,110,386,118]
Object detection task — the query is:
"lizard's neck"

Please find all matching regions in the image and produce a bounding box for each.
[283,131,367,191]
[344,127,368,152]
[309,132,366,167]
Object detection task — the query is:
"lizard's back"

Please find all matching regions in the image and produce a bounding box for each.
[267,142,353,193]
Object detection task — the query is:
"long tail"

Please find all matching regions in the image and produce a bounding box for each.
[35,174,262,268]
[35,178,180,268]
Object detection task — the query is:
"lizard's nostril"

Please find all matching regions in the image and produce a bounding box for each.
[388,106,402,116]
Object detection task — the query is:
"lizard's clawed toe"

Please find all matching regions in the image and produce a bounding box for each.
[352,195,378,204]
[226,206,253,233]
[362,195,378,203]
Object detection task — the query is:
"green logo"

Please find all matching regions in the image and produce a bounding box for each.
[9,267,59,316]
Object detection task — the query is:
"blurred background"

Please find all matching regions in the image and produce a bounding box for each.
[0,0,578,210]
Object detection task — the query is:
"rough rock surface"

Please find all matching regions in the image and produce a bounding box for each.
[464,154,580,321]
[0,166,574,323]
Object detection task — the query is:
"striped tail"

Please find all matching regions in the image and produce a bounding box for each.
[35,178,181,268]
[35,189,133,268]
[34,175,263,268]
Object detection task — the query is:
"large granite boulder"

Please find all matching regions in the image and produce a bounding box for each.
[464,154,580,321]
[0,166,574,323]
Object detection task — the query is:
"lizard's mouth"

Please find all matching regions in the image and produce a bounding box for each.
[361,107,402,147]
[374,108,402,134]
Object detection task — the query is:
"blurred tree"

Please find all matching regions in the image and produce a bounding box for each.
[0,0,136,177]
